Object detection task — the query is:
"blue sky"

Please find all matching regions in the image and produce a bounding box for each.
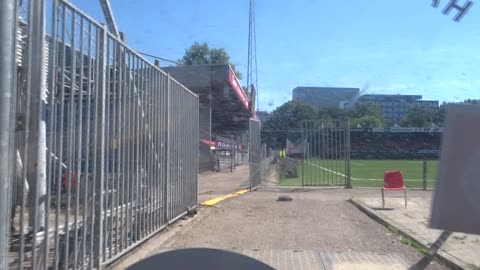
[70,0,479,110]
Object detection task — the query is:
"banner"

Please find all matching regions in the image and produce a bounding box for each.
[286,129,305,155]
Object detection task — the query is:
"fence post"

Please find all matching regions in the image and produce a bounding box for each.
[423,160,427,190]
[26,0,47,241]
[164,73,171,222]
[93,24,108,269]
[345,118,352,188]
[0,1,18,268]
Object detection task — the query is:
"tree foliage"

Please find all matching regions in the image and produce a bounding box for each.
[350,116,384,128]
[180,41,242,80]
[463,99,480,104]
[400,105,437,127]
[263,101,316,148]
[264,100,316,130]
[349,102,383,119]
[348,101,384,128]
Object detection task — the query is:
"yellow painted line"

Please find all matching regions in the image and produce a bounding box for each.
[200,189,249,206]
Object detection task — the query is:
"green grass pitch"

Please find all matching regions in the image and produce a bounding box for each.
[280,159,439,188]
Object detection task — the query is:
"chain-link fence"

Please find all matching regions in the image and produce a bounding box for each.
[3,0,199,269]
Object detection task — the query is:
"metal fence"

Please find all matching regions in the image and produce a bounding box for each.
[5,0,199,269]
[249,119,262,190]
[302,120,351,187]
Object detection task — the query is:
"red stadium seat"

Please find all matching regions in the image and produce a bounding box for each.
[382,171,407,208]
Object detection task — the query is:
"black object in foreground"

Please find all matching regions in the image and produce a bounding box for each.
[127,248,275,270]
[277,195,293,202]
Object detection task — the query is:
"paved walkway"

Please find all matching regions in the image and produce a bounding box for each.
[353,193,480,269]
[198,165,250,203]
[156,188,446,270]
[111,168,449,270]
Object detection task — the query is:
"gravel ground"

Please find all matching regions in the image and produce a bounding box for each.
[164,188,447,269]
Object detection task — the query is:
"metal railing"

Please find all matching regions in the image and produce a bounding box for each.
[5,0,199,269]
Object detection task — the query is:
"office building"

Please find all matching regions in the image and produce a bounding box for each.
[292,87,360,109]
[357,94,439,125]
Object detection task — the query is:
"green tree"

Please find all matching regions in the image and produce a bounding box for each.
[348,101,385,127]
[317,108,347,124]
[350,116,384,128]
[400,105,437,127]
[463,99,480,104]
[433,102,448,126]
[180,41,242,80]
[349,101,383,119]
[263,101,317,148]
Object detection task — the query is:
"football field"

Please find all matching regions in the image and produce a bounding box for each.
[280,159,439,188]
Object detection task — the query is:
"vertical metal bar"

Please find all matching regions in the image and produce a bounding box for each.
[165,74,171,220]
[335,123,339,185]
[150,67,156,232]
[307,123,311,185]
[106,36,114,259]
[0,0,18,268]
[151,68,158,230]
[346,118,352,188]
[145,62,151,235]
[320,123,325,185]
[140,61,147,236]
[327,123,330,185]
[143,63,149,235]
[25,0,48,268]
[63,9,78,269]
[158,73,163,226]
[89,24,101,270]
[119,45,127,252]
[175,85,178,215]
[72,16,85,270]
[54,5,67,269]
[113,38,120,257]
[423,160,427,190]
[118,43,125,253]
[140,60,146,238]
[81,21,93,270]
[329,124,333,185]
[153,67,158,231]
[315,122,319,185]
[323,123,328,185]
[125,50,132,249]
[195,97,199,205]
[45,0,59,268]
[159,71,164,226]
[301,124,305,187]
[134,57,141,242]
[130,55,136,241]
[93,24,108,269]
[104,37,112,260]
[130,54,136,243]
[341,125,345,185]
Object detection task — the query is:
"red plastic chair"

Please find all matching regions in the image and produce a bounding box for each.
[382,171,407,208]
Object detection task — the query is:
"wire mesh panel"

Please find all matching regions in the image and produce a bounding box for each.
[302,120,351,187]
[249,119,261,190]
[8,0,199,269]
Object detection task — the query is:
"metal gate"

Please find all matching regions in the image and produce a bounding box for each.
[249,119,261,190]
[3,0,199,269]
[302,120,351,187]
